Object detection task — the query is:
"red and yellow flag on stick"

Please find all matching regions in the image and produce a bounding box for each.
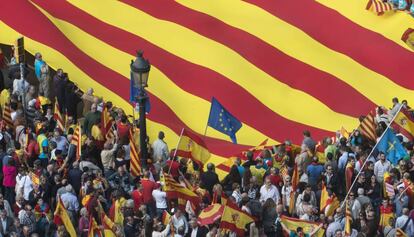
[176,129,210,166]
[54,98,65,132]
[88,217,102,237]
[289,163,299,215]
[345,200,352,237]
[402,28,414,51]
[197,203,224,226]
[101,102,115,140]
[220,201,255,237]
[71,124,82,160]
[280,215,324,237]
[320,183,339,217]
[163,173,201,208]
[2,102,13,129]
[162,211,174,236]
[53,198,77,237]
[129,128,141,176]
[358,110,377,141]
[366,0,394,15]
[379,205,394,229]
[101,212,116,237]
[392,109,414,140]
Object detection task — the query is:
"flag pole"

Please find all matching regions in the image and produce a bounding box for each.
[341,104,404,208]
[168,128,185,174]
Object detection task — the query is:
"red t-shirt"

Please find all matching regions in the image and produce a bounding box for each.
[166,160,180,178]
[116,122,130,140]
[268,174,282,187]
[141,178,156,204]
[131,189,144,210]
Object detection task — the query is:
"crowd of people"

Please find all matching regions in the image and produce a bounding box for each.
[0,47,414,237]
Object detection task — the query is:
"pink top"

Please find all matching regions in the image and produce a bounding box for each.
[2,165,17,187]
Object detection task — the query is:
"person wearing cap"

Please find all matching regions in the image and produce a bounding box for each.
[152,181,167,219]
[186,217,208,237]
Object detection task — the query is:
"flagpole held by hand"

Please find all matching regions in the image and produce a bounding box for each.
[168,128,185,174]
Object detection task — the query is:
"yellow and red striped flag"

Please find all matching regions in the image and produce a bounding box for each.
[320,183,339,217]
[54,98,65,132]
[366,0,394,14]
[176,129,210,166]
[358,110,377,141]
[220,201,255,236]
[70,124,82,160]
[402,28,414,50]
[163,173,201,207]
[197,203,224,226]
[379,206,394,229]
[88,217,102,237]
[101,102,115,140]
[345,200,352,237]
[29,172,40,186]
[53,198,77,237]
[2,102,13,129]
[101,212,116,237]
[129,128,141,177]
[162,210,175,235]
[289,163,299,215]
[280,215,324,237]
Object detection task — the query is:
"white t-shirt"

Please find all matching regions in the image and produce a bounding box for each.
[152,189,167,209]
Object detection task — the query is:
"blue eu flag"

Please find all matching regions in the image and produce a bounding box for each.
[377,129,408,165]
[207,97,242,144]
[130,72,150,113]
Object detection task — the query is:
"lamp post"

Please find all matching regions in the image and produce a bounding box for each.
[130,51,151,168]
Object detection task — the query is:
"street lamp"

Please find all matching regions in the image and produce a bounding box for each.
[130,50,151,168]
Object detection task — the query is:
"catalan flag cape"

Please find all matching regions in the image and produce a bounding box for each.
[129,128,141,176]
[220,201,255,237]
[163,173,201,207]
[345,200,352,237]
[280,215,324,237]
[379,205,394,229]
[197,203,224,226]
[88,217,102,237]
[392,109,414,140]
[71,124,82,160]
[176,129,210,167]
[54,99,65,132]
[358,110,377,141]
[53,198,77,237]
[366,0,394,14]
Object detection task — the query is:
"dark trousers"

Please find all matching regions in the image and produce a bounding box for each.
[4,186,15,206]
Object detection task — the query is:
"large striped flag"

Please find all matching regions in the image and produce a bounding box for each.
[358,110,377,141]
[220,201,255,237]
[163,173,201,207]
[3,0,414,175]
[366,0,394,14]
[176,129,210,166]
[280,215,324,237]
[71,124,82,160]
[129,128,141,176]
[54,99,65,132]
[197,203,224,226]
[53,198,77,237]
[392,109,414,140]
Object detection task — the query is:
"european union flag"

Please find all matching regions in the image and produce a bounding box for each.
[377,129,408,165]
[130,72,150,113]
[207,97,242,144]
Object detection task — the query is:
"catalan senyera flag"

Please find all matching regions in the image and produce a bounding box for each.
[2,102,13,129]
[198,203,224,226]
[88,217,102,237]
[110,198,125,225]
[345,200,352,237]
[3,0,414,175]
[392,109,414,140]
[220,201,255,237]
[366,0,394,15]
[280,215,324,237]
[71,124,82,160]
[358,110,377,141]
[53,198,77,237]
[129,128,141,176]
[54,99,65,132]
[176,129,210,166]
[402,28,414,50]
[163,173,201,207]
[101,102,115,140]
[29,172,40,186]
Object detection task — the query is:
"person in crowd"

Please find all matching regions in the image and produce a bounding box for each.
[200,163,220,196]
[83,103,101,136]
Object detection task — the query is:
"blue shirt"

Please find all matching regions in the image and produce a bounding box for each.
[338,152,348,171]
[34,59,45,79]
[307,163,324,186]
[39,139,49,159]
[237,165,245,177]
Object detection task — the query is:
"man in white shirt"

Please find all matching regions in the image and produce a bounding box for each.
[260,177,280,204]
[188,218,208,237]
[152,182,167,219]
[171,209,188,236]
[152,131,169,163]
[15,171,33,201]
[374,152,391,183]
[395,208,414,236]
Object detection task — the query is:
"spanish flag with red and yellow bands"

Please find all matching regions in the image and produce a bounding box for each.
[320,183,339,217]
[280,216,324,237]
[163,174,201,206]
[88,217,102,237]
[392,109,414,140]
[176,129,210,166]
[53,198,77,237]
[345,200,352,237]
[198,203,224,226]
[379,206,394,229]
[220,201,255,237]
[101,212,116,237]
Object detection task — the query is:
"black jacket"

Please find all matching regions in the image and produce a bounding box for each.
[200,171,220,195]
[185,226,209,237]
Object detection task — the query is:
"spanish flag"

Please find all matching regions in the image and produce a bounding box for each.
[109,197,125,225]
[320,183,339,217]
[220,201,255,237]
[163,173,201,206]
[101,212,116,237]
[71,124,82,160]
[280,215,324,237]
[379,205,394,229]
[314,141,326,164]
[392,109,414,140]
[81,194,92,207]
[54,98,65,132]
[162,210,175,235]
[198,203,224,226]
[53,198,77,237]
[88,217,102,237]
[402,28,414,50]
[129,128,141,177]
[176,129,210,166]
[340,126,350,139]
[345,200,352,237]
[289,164,299,215]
